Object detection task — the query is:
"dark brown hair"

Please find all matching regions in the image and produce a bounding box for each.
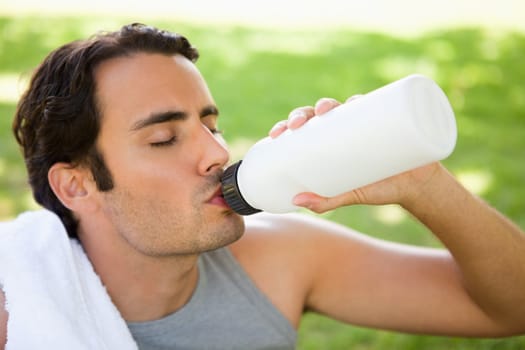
[12,23,199,238]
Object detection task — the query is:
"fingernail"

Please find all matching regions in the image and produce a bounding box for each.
[288,111,306,128]
[269,121,285,137]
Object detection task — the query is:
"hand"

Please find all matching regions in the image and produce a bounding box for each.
[293,162,443,213]
[269,96,359,138]
[269,96,444,213]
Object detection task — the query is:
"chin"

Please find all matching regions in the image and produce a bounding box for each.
[217,214,245,247]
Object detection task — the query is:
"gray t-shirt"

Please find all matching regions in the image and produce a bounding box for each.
[127,247,297,350]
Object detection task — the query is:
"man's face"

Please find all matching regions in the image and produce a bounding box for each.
[91,53,244,256]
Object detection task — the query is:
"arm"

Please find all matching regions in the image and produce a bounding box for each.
[301,164,525,336]
[270,99,525,336]
[401,164,525,332]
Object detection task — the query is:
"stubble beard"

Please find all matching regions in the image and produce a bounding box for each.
[101,170,245,258]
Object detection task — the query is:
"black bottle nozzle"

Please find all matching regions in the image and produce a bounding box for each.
[220,160,261,215]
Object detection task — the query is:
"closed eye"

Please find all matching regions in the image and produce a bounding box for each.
[150,136,176,147]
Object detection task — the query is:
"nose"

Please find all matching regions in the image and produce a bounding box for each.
[197,125,230,176]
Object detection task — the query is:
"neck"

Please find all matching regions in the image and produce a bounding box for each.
[78,226,200,322]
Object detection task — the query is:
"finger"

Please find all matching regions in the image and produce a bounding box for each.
[293,193,338,214]
[293,190,364,213]
[314,98,341,116]
[269,120,288,138]
[287,106,315,130]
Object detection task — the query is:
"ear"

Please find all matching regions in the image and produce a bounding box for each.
[48,162,98,212]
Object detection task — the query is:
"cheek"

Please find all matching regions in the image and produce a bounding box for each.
[106,148,189,188]
[117,167,191,198]
[111,161,198,209]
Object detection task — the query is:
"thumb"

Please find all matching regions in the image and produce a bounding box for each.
[293,191,365,213]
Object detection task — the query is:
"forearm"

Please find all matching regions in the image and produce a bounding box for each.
[402,164,525,329]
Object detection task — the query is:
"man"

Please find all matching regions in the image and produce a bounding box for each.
[1,23,524,349]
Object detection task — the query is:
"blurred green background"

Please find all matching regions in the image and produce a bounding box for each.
[1,1,524,348]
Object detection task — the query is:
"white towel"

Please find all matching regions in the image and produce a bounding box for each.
[0,209,138,349]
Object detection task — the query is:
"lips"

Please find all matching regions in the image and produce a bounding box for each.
[207,186,229,208]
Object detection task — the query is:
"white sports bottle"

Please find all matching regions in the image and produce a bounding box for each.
[221,74,457,215]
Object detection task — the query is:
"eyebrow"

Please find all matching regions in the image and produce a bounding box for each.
[200,105,219,119]
[130,105,219,132]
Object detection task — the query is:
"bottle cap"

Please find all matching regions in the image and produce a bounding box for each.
[221,160,261,215]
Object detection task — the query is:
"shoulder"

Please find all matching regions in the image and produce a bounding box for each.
[237,211,353,239]
[227,212,368,326]
[228,213,325,325]
[230,211,370,258]
[229,211,330,267]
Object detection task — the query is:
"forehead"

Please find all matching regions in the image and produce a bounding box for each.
[94,53,212,128]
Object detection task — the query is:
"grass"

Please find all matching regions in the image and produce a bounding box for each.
[1,16,524,348]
